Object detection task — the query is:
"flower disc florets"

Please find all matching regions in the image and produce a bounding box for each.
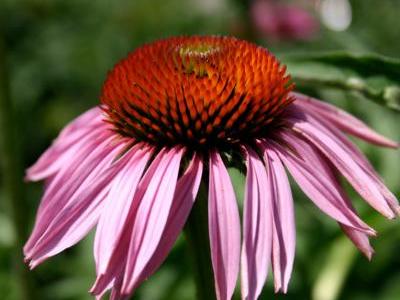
[101,36,294,150]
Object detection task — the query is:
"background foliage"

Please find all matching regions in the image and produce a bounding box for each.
[0,0,399,299]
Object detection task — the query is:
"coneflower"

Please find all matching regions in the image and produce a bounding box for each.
[24,36,399,300]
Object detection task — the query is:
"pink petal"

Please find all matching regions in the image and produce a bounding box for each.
[274,130,376,259]
[27,127,106,181]
[140,153,203,280]
[335,178,375,260]
[95,155,202,297]
[241,146,272,300]
[25,141,132,267]
[32,130,117,222]
[208,151,241,300]
[261,145,295,293]
[297,110,400,216]
[26,107,107,181]
[291,118,398,219]
[270,133,375,235]
[293,92,399,148]
[109,276,126,300]
[24,132,117,254]
[91,147,184,297]
[27,188,107,268]
[121,147,183,293]
[96,154,202,298]
[94,145,153,274]
[340,224,374,260]
[57,107,104,139]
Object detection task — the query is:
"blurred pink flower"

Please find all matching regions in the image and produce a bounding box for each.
[25,36,398,300]
[251,0,319,40]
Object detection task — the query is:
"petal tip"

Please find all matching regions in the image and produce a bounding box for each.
[393,204,400,217]
[385,211,397,220]
[28,260,39,270]
[366,249,375,261]
[274,285,288,294]
[24,171,36,182]
[369,229,378,237]
[387,141,400,149]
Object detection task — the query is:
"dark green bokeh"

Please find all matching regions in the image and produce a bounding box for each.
[0,0,399,299]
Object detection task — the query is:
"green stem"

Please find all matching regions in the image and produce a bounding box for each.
[311,237,357,300]
[0,36,36,299]
[184,182,216,300]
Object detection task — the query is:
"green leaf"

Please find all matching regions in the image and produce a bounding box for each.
[282,52,400,111]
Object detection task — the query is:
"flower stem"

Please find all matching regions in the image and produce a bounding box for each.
[0,36,36,299]
[184,182,216,300]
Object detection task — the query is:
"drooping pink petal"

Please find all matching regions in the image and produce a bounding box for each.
[25,141,135,268]
[293,92,399,148]
[57,106,104,139]
[338,197,375,260]
[96,154,202,297]
[109,276,126,300]
[31,130,118,224]
[140,154,203,281]
[270,133,375,235]
[291,100,394,177]
[340,224,374,260]
[27,188,107,268]
[291,118,399,219]
[121,147,183,293]
[260,145,295,293]
[26,107,107,181]
[94,145,153,274]
[24,132,119,255]
[91,147,184,297]
[208,151,241,300]
[275,131,376,259]
[27,127,107,181]
[294,109,400,216]
[241,146,272,300]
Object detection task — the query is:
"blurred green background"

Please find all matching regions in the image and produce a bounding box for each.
[0,0,399,299]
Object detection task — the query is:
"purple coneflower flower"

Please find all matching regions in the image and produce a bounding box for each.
[25,36,399,300]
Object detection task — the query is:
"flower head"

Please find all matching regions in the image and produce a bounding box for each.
[101,36,293,150]
[25,36,399,300]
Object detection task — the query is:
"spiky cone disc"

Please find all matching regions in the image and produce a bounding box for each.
[101,36,294,151]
